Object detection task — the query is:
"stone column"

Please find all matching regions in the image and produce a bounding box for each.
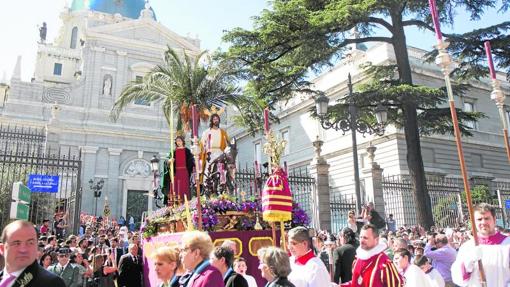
[107,148,122,219]
[361,144,386,218]
[309,136,331,231]
[80,146,98,214]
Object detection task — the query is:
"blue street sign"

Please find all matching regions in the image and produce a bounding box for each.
[506,199,510,209]
[27,174,59,193]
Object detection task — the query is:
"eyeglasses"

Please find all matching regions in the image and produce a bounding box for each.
[58,254,68,258]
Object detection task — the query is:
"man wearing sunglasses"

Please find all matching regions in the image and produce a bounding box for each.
[47,248,79,287]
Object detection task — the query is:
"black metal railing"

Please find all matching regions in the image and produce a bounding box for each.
[0,125,82,233]
[234,164,314,220]
[330,192,356,234]
[382,175,510,228]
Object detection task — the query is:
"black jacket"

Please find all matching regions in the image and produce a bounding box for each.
[117,254,143,287]
[0,261,66,287]
[333,243,356,284]
[265,277,296,287]
[224,270,248,287]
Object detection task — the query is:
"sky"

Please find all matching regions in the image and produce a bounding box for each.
[0,0,507,82]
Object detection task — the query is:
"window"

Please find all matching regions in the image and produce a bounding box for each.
[133,76,150,106]
[463,101,476,129]
[254,142,261,164]
[70,27,78,49]
[281,129,290,155]
[471,153,483,168]
[53,63,62,76]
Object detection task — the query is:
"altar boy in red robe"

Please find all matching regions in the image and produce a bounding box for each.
[341,224,402,287]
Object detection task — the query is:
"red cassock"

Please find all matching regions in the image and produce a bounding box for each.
[173,148,190,200]
[262,167,292,222]
[341,252,403,287]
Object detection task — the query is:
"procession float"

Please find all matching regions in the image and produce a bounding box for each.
[141,106,310,287]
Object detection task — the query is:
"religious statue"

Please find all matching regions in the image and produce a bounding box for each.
[200,106,229,173]
[39,22,47,43]
[162,135,194,205]
[103,76,112,96]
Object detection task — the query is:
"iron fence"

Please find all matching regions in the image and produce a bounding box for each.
[330,192,356,234]
[234,164,314,220]
[382,175,510,228]
[0,125,82,233]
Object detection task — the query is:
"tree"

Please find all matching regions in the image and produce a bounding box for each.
[221,0,506,228]
[111,47,263,134]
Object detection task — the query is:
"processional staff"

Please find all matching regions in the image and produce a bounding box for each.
[484,41,510,163]
[191,104,203,230]
[428,0,487,285]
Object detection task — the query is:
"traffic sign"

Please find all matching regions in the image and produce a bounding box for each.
[12,182,31,203]
[10,202,29,220]
[505,199,510,209]
[27,174,59,193]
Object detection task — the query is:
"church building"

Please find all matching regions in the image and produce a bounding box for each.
[0,0,200,223]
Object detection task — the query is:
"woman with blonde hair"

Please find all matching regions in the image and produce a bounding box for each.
[90,253,117,287]
[153,246,183,287]
[257,247,295,287]
[179,231,224,287]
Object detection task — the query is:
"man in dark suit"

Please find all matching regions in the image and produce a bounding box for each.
[210,246,248,287]
[47,248,79,287]
[117,244,143,287]
[0,220,66,287]
[110,238,124,266]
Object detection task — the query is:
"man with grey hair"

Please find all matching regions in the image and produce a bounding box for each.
[287,226,330,287]
[0,220,66,287]
[118,244,143,287]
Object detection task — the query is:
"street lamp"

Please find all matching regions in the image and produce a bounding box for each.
[89,178,105,217]
[150,154,164,208]
[315,73,388,214]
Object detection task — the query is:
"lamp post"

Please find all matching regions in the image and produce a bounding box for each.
[89,178,105,217]
[315,73,387,214]
[150,154,164,208]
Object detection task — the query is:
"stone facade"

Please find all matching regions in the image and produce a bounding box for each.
[0,3,200,220]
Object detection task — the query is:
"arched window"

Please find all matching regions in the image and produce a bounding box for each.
[70,27,78,49]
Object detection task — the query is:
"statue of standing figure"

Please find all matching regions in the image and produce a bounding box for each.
[103,76,112,96]
[39,22,47,43]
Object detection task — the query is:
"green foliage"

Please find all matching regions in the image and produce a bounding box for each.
[461,184,494,204]
[432,194,459,227]
[111,47,262,134]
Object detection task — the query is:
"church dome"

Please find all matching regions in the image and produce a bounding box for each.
[71,0,156,20]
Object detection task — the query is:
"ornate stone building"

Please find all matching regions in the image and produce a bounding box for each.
[0,0,200,222]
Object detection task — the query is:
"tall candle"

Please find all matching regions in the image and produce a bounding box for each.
[208,133,212,151]
[191,105,198,138]
[263,108,270,134]
[428,0,443,41]
[484,41,497,79]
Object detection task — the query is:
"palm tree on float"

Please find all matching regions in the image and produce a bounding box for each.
[110,46,261,134]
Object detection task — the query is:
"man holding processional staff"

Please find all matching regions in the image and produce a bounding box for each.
[428,0,510,286]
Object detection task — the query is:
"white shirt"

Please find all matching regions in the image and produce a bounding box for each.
[1,268,25,287]
[289,254,331,287]
[426,268,445,287]
[403,264,434,287]
[242,274,257,287]
[451,236,510,286]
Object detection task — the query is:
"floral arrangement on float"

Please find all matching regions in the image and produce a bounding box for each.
[141,193,309,238]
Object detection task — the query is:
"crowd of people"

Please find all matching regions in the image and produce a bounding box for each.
[0,202,509,287]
